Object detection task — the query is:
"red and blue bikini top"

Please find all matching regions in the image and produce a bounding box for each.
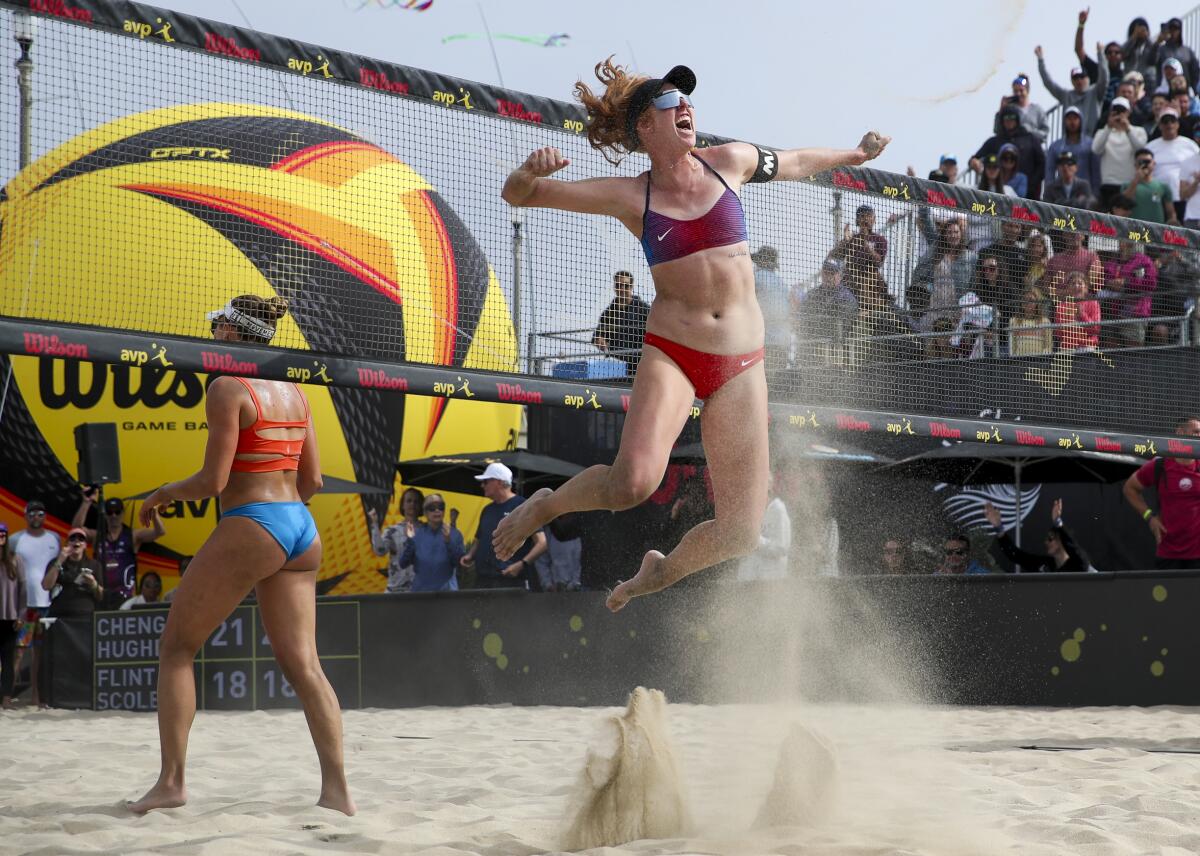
[640,154,749,268]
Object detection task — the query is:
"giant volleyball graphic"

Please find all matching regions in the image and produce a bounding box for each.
[0,103,519,593]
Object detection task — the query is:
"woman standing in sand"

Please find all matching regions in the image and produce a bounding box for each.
[493,59,888,609]
[129,295,353,816]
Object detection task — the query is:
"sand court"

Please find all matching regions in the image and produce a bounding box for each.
[4,700,1200,854]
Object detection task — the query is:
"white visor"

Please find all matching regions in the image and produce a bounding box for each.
[206,300,276,340]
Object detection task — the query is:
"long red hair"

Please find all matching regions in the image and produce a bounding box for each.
[573,56,649,165]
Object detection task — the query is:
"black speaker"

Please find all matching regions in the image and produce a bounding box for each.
[74,423,121,485]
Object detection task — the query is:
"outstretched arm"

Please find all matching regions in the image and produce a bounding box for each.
[711,132,890,186]
[773,132,891,181]
[502,147,631,218]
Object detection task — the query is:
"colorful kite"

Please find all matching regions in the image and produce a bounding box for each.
[442,32,570,47]
[350,0,433,11]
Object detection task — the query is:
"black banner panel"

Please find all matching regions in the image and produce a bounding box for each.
[47,575,1200,711]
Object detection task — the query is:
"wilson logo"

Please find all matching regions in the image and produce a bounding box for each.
[1015,430,1046,446]
[495,383,542,404]
[203,32,261,61]
[201,352,259,375]
[359,67,409,93]
[356,368,408,391]
[24,333,88,359]
[929,422,962,439]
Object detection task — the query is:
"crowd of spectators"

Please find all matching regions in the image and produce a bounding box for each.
[737,11,1193,368]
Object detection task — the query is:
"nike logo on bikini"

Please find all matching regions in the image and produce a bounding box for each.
[741,358,757,367]
[657,228,674,241]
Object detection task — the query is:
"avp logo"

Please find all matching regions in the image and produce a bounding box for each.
[123,17,174,41]
[976,425,1002,443]
[288,54,332,78]
[788,410,820,428]
[118,343,173,368]
[433,88,474,109]
[432,376,475,398]
[1134,439,1159,456]
[563,119,585,134]
[1057,432,1084,450]
[286,361,332,384]
[563,388,601,409]
[886,417,915,435]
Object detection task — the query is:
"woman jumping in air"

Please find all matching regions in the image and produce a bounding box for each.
[493,60,889,610]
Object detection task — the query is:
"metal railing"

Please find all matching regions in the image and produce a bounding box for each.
[525,306,1196,377]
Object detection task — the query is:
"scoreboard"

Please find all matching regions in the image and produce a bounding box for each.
[93,601,361,711]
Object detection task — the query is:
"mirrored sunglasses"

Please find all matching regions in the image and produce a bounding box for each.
[424,502,445,512]
[651,89,693,111]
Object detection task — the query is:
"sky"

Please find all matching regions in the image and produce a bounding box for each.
[145,0,1191,172]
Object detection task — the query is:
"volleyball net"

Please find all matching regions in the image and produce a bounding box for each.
[3,0,1200,458]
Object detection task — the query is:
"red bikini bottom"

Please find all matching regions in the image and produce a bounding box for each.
[643,332,764,400]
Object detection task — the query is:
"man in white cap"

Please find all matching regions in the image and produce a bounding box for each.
[1147,106,1199,221]
[460,463,547,589]
[1093,95,1148,209]
[1036,43,1109,133]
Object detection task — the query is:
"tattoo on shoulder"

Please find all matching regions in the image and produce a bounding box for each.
[728,249,748,258]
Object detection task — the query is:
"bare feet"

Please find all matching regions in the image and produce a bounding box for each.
[127,781,187,814]
[493,487,554,561]
[606,550,667,613]
[317,783,357,816]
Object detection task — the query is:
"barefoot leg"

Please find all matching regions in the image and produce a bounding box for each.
[608,366,770,610]
[606,550,667,612]
[493,348,695,561]
[257,541,356,817]
[128,518,285,814]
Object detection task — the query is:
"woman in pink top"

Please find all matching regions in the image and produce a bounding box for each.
[493,59,888,610]
[1055,271,1102,350]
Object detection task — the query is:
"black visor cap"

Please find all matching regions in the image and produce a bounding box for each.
[624,65,697,151]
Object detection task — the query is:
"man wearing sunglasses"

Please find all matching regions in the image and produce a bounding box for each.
[398,495,464,593]
[10,500,60,708]
[460,462,546,590]
[1147,107,1198,222]
[44,528,104,617]
[934,533,989,575]
[1076,10,1125,111]
[1123,147,1178,224]
[72,487,166,610]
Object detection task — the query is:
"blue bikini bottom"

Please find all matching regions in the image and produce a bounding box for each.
[223,501,318,562]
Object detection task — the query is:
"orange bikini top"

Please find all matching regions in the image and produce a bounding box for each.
[230,377,309,473]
